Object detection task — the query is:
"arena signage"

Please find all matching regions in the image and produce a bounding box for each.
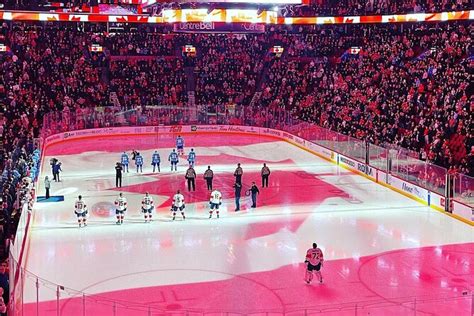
[173,22,265,33]
[388,175,428,202]
[340,156,356,168]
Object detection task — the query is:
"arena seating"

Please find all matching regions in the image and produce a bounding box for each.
[3,0,473,15]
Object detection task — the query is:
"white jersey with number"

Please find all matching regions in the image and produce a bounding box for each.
[172,194,185,207]
[306,248,324,266]
[142,196,154,210]
[75,200,86,214]
[115,197,127,211]
[210,190,222,204]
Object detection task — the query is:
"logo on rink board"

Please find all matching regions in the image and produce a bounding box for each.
[169,126,182,133]
[191,125,197,132]
[340,156,355,168]
[401,182,426,200]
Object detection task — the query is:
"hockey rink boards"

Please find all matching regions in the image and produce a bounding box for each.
[22,132,474,315]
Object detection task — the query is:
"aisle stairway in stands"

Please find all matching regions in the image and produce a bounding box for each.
[185,66,197,121]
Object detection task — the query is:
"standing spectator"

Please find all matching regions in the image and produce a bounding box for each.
[52,161,62,182]
[115,162,123,188]
[234,163,243,185]
[261,163,271,188]
[0,261,8,305]
[0,295,6,315]
[250,182,260,208]
[233,182,242,211]
[204,166,214,190]
[44,176,51,199]
[50,158,58,178]
[185,165,196,191]
[131,150,138,161]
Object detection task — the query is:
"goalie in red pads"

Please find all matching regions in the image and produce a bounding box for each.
[305,243,324,284]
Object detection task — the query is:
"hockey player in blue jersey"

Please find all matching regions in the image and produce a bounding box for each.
[168,149,179,172]
[151,151,161,173]
[120,152,129,172]
[176,135,185,155]
[135,152,144,173]
[187,148,196,167]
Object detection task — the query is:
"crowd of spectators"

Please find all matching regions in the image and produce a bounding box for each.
[0,22,472,298]
[281,0,472,17]
[0,20,472,307]
[105,33,177,56]
[4,0,473,15]
[110,58,188,107]
[192,34,269,106]
[259,23,472,176]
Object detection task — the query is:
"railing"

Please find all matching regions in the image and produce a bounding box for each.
[9,104,472,315]
[453,172,474,206]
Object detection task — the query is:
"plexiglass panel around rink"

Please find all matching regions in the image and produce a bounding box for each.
[7,104,471,316]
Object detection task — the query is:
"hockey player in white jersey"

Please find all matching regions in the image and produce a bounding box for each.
[304,243,324,284]
[209,189,222,219]
[141,192,154,223]
[114,192,127,225]
[171,190,185,221]
[74,195,88,227]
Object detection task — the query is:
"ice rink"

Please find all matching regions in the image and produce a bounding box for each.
[23,133,473,315]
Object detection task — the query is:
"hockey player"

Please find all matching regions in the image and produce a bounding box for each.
[168,149,179,172]
[151,151,161,173]
[209,189,222,219]
[171,190,185,220]
[120,152,129,172]
[176,135,185,155]
[141,192,154,223]
[74,195,88,227]
[114,192,127,225]
[304,243,324,284]
[135,152,144,173]
[187,148,196,167]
